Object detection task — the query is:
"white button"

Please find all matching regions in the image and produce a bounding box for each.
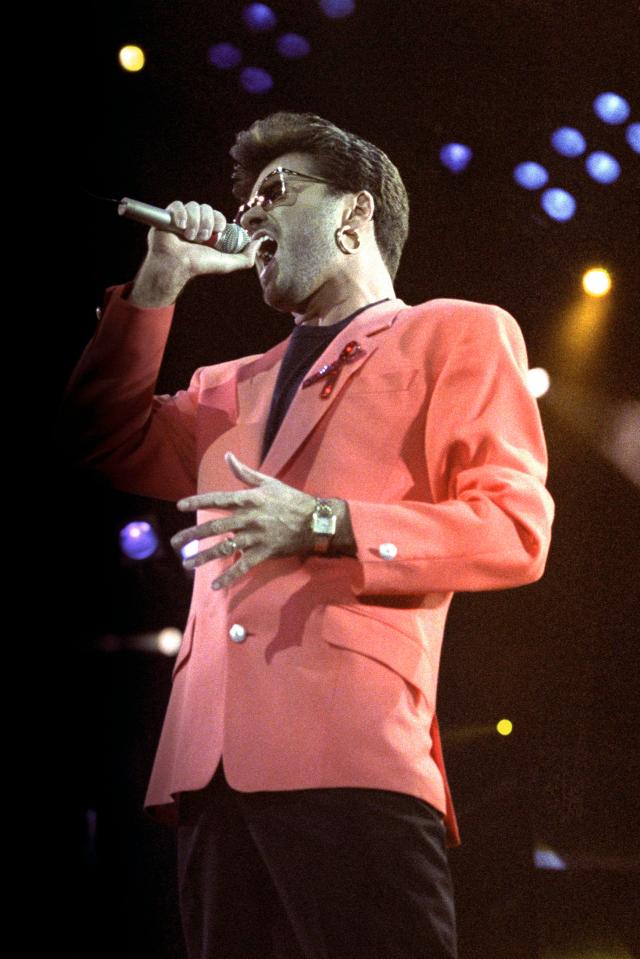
[228,623,246,643]
[378,542,398,560]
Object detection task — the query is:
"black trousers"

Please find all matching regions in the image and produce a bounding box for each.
[176,760,458,959]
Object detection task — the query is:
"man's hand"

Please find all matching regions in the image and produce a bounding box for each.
[128,201,266,308]
[170,452,319,590]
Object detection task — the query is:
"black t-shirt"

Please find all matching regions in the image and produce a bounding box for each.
[260,299,390,462]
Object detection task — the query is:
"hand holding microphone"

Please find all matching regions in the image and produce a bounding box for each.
[119,198,266,308]
[118,197,251,253]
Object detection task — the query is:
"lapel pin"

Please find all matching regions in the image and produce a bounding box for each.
[302,340,365,398]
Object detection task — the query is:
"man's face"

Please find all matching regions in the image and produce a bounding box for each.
[237,152,345,314]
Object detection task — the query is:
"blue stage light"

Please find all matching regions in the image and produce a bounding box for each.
[585,151,621,184]
[593,92,631,125]
[513,161,548,190]
[551,127,586,157]
[240,66,274,94]
[243,3,277,32]
[119,521,159,561]
[533,847,567,871]
[208,43,242,70]
[541,188,576,221]
[276,33,311,59]
[439,143,472,173]
[626,122,640,154]
[319,0,356,18]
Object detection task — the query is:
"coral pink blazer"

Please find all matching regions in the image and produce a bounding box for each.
[61,283,554,848]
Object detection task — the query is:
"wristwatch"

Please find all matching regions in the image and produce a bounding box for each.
[310,498,337,554]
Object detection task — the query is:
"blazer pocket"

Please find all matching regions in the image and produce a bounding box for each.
[172,613,196,681]
[319,603,433,704]
[346,368,420,395]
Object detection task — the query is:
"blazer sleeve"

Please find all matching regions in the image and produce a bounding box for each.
[346,305,555,595]
[56,281,205,502]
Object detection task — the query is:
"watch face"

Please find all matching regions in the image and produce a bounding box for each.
[316,516,334,534]
[313,514,337,535]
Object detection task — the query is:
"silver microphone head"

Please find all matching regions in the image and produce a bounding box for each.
[216,222,250,254]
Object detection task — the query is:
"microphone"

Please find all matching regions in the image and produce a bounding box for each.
[117,197,250,254]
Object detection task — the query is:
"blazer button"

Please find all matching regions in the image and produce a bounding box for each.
[228,623,247,643]
[378,542,398,560]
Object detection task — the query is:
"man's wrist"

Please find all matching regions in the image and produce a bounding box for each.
[309,498,357,557]
[128,258,189,308]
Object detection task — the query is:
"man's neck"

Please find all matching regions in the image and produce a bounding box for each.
[292,275,396,328]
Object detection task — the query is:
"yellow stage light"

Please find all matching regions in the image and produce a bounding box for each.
[496,719,513,736]
[582,268,611,297]
[119,45,146,72]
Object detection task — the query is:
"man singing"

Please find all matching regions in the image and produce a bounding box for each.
[60,111,554,958]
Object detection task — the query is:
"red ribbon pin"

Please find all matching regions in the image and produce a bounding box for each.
[302,340,365,398]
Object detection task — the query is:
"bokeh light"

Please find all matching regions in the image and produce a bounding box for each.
[533,846,567,871]
[439,143,473,173]
[319,0,356,17]
[585,151,621,184]
[243,3,277,31]
[496,719,513,736]
[119,45,145,72]
[551,126,586,157]
[240,66,274,94]
[157,628,182,656]
[593,91,631,124]
[181,540,199,560]
[582,268,611,297]
[276,33,311,59]
[626,122,640,153]
[541,187,576,221]
[527,368,551,398]
[208,43,242,69]
[513,161,548,190]
[119,521,159,560]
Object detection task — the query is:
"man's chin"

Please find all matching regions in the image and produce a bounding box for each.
[261,278,306,315]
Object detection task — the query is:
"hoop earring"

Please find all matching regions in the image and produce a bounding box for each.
[334,228,360,255]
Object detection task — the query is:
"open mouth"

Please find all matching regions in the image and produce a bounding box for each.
[256,237,278,276]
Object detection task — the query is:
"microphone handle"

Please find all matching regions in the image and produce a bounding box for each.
[117,197,250,254]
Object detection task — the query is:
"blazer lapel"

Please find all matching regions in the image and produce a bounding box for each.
[260,298,408,477]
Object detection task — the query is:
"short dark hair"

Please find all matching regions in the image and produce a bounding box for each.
[229,111,409,281]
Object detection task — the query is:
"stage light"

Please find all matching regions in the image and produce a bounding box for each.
[541,187,576,221]
[157,628,182,656]
[243,3,277,32]
[439,143,473,173]
[276,33,311,59]
[119,45,145,73]
[582,268,611,297]
[119,521,159,560]
[319,0,356,17]
[626,122,640,153]
[240,66,274,94]
[585,151,621,184]
[593,91,631,125]
[181,540,199,560]
[208,42,242,69]
[513,161,548,190]
[551,126,586,157]
[496,719,513,736]
[533,845,567,871]
[527,368,550,398]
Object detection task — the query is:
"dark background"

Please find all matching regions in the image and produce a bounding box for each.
[56,2,639,956]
